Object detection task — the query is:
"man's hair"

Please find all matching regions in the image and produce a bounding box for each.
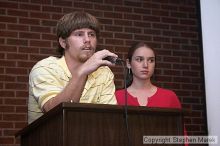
[56,11,100,56]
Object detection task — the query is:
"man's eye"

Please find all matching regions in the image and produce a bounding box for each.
[74,32,83,36]
[89,32,96,37]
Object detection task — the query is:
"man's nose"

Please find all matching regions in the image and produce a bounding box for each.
[83,34,91,43]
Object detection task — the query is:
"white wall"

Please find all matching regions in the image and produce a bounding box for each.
[200,0,220,144]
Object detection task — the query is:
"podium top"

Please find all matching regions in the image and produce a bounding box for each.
[58,102,183,113]
[16,102,183,137]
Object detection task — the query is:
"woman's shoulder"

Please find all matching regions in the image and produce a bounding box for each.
[156,87,181,108]
[115,89,125,95]
[157,87,177,96]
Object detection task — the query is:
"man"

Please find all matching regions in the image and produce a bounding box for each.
[28,11,117,124]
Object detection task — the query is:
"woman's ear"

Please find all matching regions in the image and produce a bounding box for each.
[126,59,131,69]
[59,37,66,49]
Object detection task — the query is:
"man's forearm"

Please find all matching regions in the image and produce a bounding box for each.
[43,73,87,112]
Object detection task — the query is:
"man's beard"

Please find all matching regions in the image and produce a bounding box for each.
[79,51,94,62]
[78,45,96,62]
[65,42,96,62]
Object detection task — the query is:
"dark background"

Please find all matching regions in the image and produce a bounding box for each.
[0,0,207,145]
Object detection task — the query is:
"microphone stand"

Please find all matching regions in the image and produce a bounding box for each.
[120,61,132,146]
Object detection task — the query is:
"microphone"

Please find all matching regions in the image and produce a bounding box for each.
[103,56,124,65]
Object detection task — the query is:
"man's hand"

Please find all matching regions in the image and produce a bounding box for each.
[78,49,118,76]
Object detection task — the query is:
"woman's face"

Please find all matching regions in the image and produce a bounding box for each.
[127,46,156,81]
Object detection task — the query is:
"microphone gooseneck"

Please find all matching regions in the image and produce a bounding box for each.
[119,60,132,146]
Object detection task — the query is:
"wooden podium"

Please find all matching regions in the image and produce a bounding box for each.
[16,103,184,146]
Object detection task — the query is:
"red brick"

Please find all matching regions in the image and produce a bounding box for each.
[6,68,27,75]
[74,1,93,9]
[153,36,170,42]
[0,2,18,9]
[134,21,151,28]
[106,39,124,46]
[8,24,29,31]
[153,23,169,29]
[30,26,51,33]
[124,27,141,34]
[144,29,161,35]
[163,56,180,62]
[17,76,29,83]
[0,106,15,113]
[0,137,14,144]
[6,53,28,60]
[0,23,6,29]
[124,13,142,20]
[40,48,57,55]
[152,10,169,16]
[5,83,27,90]
[20,3,41,11]
[114,6,131,13]
[42,6,62,13]
[0,122,13,128]
[143,15,160,22]
[134,35,152,41]
[0,45,17,52]
[18,47,39,54]
[115,33,132,39]
[41,20,57,27]
[99,18,113,25]
[30,40,51,47]
[19,32,40,39]
[16,91,28,98]
[19,18,40,25]
[8,9,28,17]
[114,19,132,26]
[42,34,56,40]
[7,39,28,46]
[3,114,26,121]
[180,19,197,25]
[161,4,178,11]
[105,25,122,32]
[0,30,18,38]
[30,12,51,19]
[105,12,123,19]
[17,60,36,68]
[100,32,113,38]
[0,91,15,98]
[15,122,27,129]
[105,0,123,5]
[0,60,16,67]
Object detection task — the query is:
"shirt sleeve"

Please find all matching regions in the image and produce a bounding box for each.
[169,90,182,109]
[29,64,64,110]
[115,89,126,105]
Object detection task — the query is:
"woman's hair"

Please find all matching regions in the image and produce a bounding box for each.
[126,41,156,87]
[56,11,100,56]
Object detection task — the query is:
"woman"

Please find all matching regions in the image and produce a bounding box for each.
[116,42,181,108]
[115,42,188,146]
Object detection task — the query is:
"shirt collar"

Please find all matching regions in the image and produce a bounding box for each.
[57,56,72,78]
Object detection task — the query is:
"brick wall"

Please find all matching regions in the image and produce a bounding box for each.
[0,0,207,145]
